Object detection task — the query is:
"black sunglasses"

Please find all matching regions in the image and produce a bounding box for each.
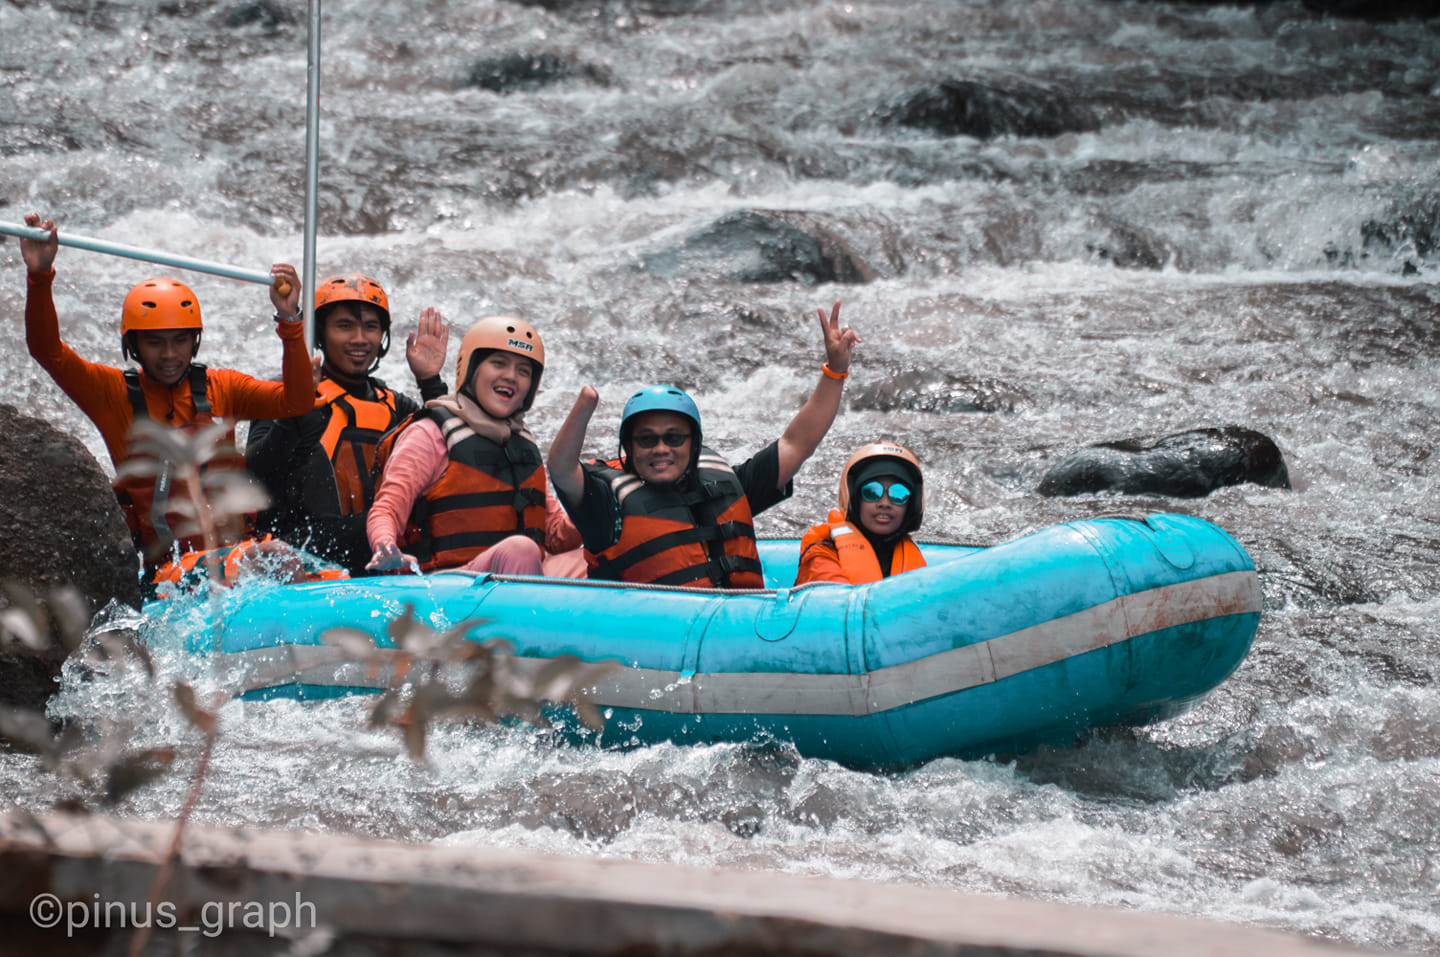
[633,431,692,449]
[858,480,912,505]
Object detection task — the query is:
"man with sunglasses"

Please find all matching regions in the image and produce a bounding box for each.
[549,301,860,588]
[795,442,927,585]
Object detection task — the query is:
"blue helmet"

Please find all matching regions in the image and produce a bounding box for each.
[620,385,702,469]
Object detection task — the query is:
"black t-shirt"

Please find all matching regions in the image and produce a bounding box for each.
[561,440,792,553]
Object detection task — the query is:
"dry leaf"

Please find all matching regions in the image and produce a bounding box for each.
[104,747,177,805]
[173,683,218,736]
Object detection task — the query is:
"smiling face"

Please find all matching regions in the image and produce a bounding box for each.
[321,303,386,378]
[467,351,535,419]
[133,329,198,387]
[627,411,694,485]
[854,476,911,537]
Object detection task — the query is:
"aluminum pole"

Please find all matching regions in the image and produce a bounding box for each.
[0,222,279,288]
[302,0,323,353]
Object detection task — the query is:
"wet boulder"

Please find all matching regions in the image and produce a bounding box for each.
[459,53,610,94]
[848,364,1025,415]
[1037,426,1291,498]
[506,0,729,16]
[1301,0,1438,18]
[875,78,1100,140]
[1087,216,1188,271]
[1356,203,1439,275]
[220,1,299,30]
[642,209,879,286]
[1125,0,1436,21]
[0,403,141,710]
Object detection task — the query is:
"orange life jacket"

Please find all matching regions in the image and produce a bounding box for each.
[584,449,764,589]
[313,378,403,517]
[112,365,251,561]
[151,534,350,592]
[400,408,547,572]
[797,509,927,585]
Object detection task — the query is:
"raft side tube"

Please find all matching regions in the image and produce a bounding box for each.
[192,513,1260,767]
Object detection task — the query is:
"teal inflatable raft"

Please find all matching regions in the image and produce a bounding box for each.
[193,513,1260,769]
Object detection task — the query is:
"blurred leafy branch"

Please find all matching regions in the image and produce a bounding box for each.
[1,417,617,809]
[321,605,616,761]
[0,581,180,810]
[2,418,619,954]
[114,418,269,564]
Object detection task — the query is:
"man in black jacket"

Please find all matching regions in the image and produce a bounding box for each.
[247,274,448,575]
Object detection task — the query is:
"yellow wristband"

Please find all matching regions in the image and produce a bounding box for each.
[822,362,848,380]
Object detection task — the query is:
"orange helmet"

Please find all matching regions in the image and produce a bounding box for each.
[837,442,924,534]
[455,316,546,411]
[313,273,391,362]
[120,278,202,361]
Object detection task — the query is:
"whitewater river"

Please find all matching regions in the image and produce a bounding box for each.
[2,0,1438,951]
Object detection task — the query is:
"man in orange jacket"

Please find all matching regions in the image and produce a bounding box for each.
[20,214,314,586]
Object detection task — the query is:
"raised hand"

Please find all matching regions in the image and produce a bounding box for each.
[20,214,58,273]
[817,300,861,374]
[407,307,450,381]
[270,263,302,318]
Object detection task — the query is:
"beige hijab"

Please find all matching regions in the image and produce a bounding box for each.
[425,392,534,446]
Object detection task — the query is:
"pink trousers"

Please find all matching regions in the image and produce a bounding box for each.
[459,536,587,579]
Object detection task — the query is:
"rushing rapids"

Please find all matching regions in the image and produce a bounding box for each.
[1,1,1437,951]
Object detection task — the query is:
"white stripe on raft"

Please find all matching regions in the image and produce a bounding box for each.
[214,570,1260,717]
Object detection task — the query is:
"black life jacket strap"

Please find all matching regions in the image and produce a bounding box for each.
[123,363,210,421]
[190,364,211,418]
[641,553,764,588]
[430,525,545,558]
[594,520,755,579]
[424,488,547,516]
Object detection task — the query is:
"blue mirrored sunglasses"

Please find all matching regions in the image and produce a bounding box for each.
[858,480,912,505]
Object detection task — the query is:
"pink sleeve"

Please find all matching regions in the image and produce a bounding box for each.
[366,419,449,550]
[544,481,582,554]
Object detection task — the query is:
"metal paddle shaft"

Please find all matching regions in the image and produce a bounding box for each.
[302,0,322,353]
[0,221,287,292]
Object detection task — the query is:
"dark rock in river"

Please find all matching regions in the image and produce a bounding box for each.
[642,209,879,286]
[848,364,1025,415]
[0,403,141,710]
[505,0,736,16]
[219,1,298,30]
[1037,426,1291,498]
[1125,0,1437,22]
[1299,0,1436,20]
[459,53,610,94]
[875,78,1101,140]
[1087,216,1188,271]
